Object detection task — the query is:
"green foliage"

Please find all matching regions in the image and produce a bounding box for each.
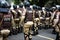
[30,0,49,7]
[57,0,60,5]
[20,0,24,2]
[29,0,60,7]
[30,0,39,5]
[44,1,56,8]
[7,0,60,6]
[14,0,20,5]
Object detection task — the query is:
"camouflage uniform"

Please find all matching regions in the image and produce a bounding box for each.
[55,11,60,40]
[23,1,33,40]
[32,5,39,35]
[0,1,11,40]
[11,5,20,35]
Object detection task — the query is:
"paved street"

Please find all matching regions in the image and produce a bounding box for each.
[8,29,56,40]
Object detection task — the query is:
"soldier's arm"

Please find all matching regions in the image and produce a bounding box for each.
[22,8,26,16]
[32,10,35,22]
[38,11,41,24]
[18,10,22,16]
[11,10,17,15]
[11,13,15,27]
[50,12,55,22]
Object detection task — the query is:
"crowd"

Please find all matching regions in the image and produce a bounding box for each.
[0,1,60,40]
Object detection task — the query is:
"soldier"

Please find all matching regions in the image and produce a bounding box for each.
[44,8,51,29]
[50,7,57,24]
[50,7,57,34]
[0,1,12,40]
[55,6,60,40]
[11,5,20,34]
[17,2,25,33]
[23,1,33,40]
[32,4,39,35]
[42,7,47,29]
[11,5,17,35]
[37,6,42,29]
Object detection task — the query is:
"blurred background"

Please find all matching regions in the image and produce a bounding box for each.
[5,0,60,7]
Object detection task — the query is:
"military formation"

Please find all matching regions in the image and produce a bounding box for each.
[0,0,60,40]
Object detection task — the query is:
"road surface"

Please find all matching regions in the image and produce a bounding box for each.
[8,29,56,40]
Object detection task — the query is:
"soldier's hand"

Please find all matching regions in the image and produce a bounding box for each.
[24,8,26,13]
[23,8,26,15]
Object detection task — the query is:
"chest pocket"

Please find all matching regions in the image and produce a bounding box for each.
[3,18,11,22]
[3,15,11,22]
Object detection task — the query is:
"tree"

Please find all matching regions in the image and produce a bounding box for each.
[14,0,20,5]
[44,0,56,8]
[30,0,49,7]
[57,0,60,5]
[6,0,60,6]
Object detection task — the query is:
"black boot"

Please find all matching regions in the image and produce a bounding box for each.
[44,25,48,29]
[38,25,42,30]
[36,30,38,34]
[13,29,18,35]
[20,26,23,33]
[18,27,21,33]
[52,28,56,34]
[56,32,59,40]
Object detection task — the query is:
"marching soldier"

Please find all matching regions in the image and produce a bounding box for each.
[17,2,25,33]
[37,6,42,29]
[23,1,33,40]
[42,7,51,29]
[42,7,47,29]
[55,7,60,40]
[0,1,4,40]
[50,7,57,34]
[0,1,12,40]
[32,4,39,35]
[50,7,57,24]
[44,8,51,29]
[11,5,20,35]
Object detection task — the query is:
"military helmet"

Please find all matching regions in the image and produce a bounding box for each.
[24,1,30,8]
[57,6,60,11]
[56,5,60,8]
[50,7,57,12]
[0,1,11,8]
[45,7,50,12]
[42,7,46,11]
[33,4,37,10]
[19,2,24,8]
[42,7,50,11]
[50,8,53,12]
[13,5,17,9]
[52,7,57,10]
[37,6,42,10]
